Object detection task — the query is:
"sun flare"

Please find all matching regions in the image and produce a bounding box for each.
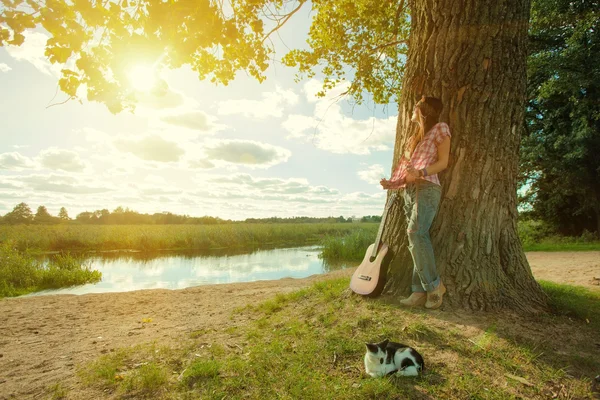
[127,64,157,92]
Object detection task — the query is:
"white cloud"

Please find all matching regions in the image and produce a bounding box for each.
[282,79,397,155]
[81,127,113,144]
[38,148,87,172]
[218,86,299,119]
[15,174,114,194]
[139,187,182,196]
[135,84,185,110]
[202,140,291,168]
[114,135,185,162]
[0,63,11,72]
[160,111,211,131]
[143,175,167,185]
[188,159,215,169]
[192,173,344,216]
[303,79,349,103]
[357,164,386,185]
[5,31,58,76]
[159,110,225,135]
[0,152,36,170]
[0,177,23,189]
[208,174,339,196]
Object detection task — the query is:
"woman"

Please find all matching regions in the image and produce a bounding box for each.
[380,96,451,309]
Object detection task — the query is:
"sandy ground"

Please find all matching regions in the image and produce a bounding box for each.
[0,251,598,399]
[526,251,600,289]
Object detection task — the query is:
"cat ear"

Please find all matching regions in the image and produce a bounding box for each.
[380,339,389,348]
[365,343,378,353]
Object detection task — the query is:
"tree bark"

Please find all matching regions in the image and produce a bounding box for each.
[383,0,548,313]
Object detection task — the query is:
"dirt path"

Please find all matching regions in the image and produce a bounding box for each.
[527,251,600,289]
[0,252,598,399]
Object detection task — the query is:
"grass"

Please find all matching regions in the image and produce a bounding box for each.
[539,280,600,331]
[0,241,101,298]
[77,277,600,399]
[47,383,68,399]
[522,241,600,251]
[0,223,378,253]
[319,228,377,262]
[79,343,186,397]
[519,220,600,251]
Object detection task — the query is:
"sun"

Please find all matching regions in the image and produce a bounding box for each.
[127,64,157,92]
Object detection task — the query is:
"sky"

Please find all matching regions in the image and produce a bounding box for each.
[0,7,400,221]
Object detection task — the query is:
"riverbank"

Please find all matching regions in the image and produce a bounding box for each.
[0,251,598,399]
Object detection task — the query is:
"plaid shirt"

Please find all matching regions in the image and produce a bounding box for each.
[391,122,451,188]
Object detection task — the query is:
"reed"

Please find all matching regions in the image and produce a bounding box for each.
[0,241,101,298]
[0,223,378,253]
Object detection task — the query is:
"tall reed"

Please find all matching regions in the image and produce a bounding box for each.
[0,241,101,298]
[0,223,375,252]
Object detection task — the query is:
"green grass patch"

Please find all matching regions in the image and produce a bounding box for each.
[523,241,600,251]
[539,280,600,330]
[79,343,186,397]
[519,220,600,251]
[47,382,68,400]
[121,362,169,394]
[181,359,220,388]
[80,278,598,399]
[0,241,101,298]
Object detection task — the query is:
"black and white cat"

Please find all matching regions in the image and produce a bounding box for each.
[364,339,424,377]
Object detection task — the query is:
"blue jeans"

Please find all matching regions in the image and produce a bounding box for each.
[402,181,442,293]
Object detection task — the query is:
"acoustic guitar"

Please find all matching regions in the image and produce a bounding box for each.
[349,192,397,297]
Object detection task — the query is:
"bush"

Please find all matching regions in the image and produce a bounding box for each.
[0,241,102,298]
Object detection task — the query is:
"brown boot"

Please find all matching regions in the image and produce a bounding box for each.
[399,292,427,307]
[425,282,446,309]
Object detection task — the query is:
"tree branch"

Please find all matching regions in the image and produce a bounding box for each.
[46,97,74,109]
[261,0,306,44]
[370,39,407,54]
[393,0,407,39]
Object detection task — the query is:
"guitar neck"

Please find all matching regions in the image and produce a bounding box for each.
[370,192,396,258]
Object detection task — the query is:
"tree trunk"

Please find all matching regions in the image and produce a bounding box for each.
[383,0,548,313]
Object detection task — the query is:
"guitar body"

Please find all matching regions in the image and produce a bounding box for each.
[349,191,397,298]
[349,242,389,297]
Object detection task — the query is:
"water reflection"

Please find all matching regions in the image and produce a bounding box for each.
[28,246,349,296]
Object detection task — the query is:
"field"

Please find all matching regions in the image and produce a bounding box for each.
[0,221,598,256]
[0,223,377,253]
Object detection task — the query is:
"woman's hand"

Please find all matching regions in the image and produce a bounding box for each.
[380,178,402,189]
[380,178,393,189]
[405,166,420,183]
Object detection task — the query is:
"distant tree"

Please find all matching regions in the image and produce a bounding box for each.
[361,215,382,223]
[34,205,57,224]
[75,211,94,223]
[3,203,34,224]
[521,0,600,237]
[58,207,70,221]
[99,209,110,221]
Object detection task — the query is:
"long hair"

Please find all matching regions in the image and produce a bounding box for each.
[407,96,443,156]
